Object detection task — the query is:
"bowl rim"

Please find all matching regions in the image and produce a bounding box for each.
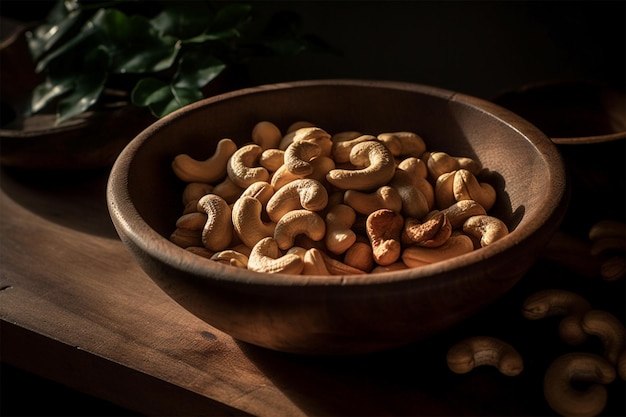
[107,78,567,287]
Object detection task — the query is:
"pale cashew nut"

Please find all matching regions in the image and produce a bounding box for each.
[270,163,303,190]
[226,143,270,188]
[274,209,326,250]
[389,169,430,219]
[212,176,244,204]
[182,182,214,206]
[324,204,357,255]
[581,309,626,365]
[211,250,249,268]
[172,138,238,183]
[239,181,274,207]
[377,131,426,158]
[462,215,509,247]
[396,157,434,210]
[306,155,336,186]
[197,194,233,251]
[453,169,497,211]
[232,196,276,249]
[366,209,404,266]
[522,289,592,345]
[543,353,616,417]
[402,211,452,247]
[441,200,487,229]
[435,171,457,209]
[286,120,316,133]
[170,228,203,248]
[266,178,329,223]
[446,336,524,376]
[427,151,460,180]
[259,148,285,172]
[455,156,483,176]
[251,120,282,150]
[279,126,331,154]
[402,233,474,267]
[284,140,321,176]
[343,237,375,272]
[327,140,396,191]
[344,185,403,216]
[175,212,208,230]
[248,237,304,274]
[331,134,377,163]
[302,248,331,275]
[319,250,367,275]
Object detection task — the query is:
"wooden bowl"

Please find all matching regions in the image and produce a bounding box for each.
[107,80,568,355]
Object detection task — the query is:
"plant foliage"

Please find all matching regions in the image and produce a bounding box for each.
[26,0,332,123]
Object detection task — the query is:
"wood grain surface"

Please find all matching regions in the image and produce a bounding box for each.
[1,167,624,416]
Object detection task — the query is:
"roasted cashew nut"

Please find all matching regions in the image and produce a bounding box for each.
[462,215,509,247]
[402,233,474,267]
[251,120,282,150]
[366,209,404,266]
[326,140,396,191]
[343,185,403,216]
[402,211,452,248]
[331,134,377,163]
[248,237,304,274]
[266,178,329,223]
[446,336,524,376]
[302,248,331,275]
[453,169,497,212]
[274,209,326,250]
[232,196,276,249]
[343,237,375,272]
[259,148,285,172]
[441,200,487,229]
[211,249,249,268]
[226,143,270,188]
[172,138,238,183]
[522,289,592,345]
[543,353,616,417]
[239,181,274,207]
[197,194,233,251]
[427,151,460,180]
[211,176,244,204]
[389,168,430,219]
[581,309,626,365]
[182,182,214,206]
[284,140,322,176]
[324,204,357,255]
[377,131,426,158]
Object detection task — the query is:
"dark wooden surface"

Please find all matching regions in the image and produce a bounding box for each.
[1,165,624,416]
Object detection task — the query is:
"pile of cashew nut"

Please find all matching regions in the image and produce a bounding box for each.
[169,120,509,275]
[446,289,625,417]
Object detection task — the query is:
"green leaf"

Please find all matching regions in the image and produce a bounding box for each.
[130,77,171,106]
[150,3,212,39]
[29,77,74,114]
[26,0,82,60]
[131,78,203,118]
[174,51,225,89]
[55,46,110,123]
[211,3,252,33]
[182,28,240,44]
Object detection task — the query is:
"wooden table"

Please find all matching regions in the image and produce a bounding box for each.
[1,166,624,416]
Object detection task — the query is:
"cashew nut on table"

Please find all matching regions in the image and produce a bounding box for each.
[169,120,511,275]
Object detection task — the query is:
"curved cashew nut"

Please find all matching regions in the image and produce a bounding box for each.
[446,336,524,376]
[239,181,274,207]
[259,148,285,172]
[170,228,203,248]
[175,212,208,230]
[581,309,626,365]
[279,126,331,154]
[462,215,509,247]
[522,289,592,345]
[344,185,403,216]
[172,138,238,183]
[366,209,404,266]
[302,248,331,275]
[182,182,214,206]
[331,134,377,163]
[543,353,615,417]
[377,131,426,158]
[402,233,474,267]
[232,196,276,249]
[396,157,434,210]
[251,120,282,150]
[284,140,322,176]
[274,209,326,250]
[402,211,452,248]
[197,194,233,251]
[226,143,270,188]
[212,176,244,204]
[325,204,357,255]
[266,178,328,223]
[327,140,396,191]
[435,171,457,209]
[343,237,375,272]
[319,250,367,275]
[441,200,487,229]
[270,163,303,190]
[389,168,430,219]
[427,151,460,180]
[453,169,497,212]
[248,237,304,274]
[456,156,483,176]
[210,249,249,269]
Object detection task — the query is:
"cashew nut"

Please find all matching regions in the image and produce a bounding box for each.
[259,148,285,172]
[441,200,487,229]
[248,237,304,274]
[446,336,524,376]
[232,196,276,249]
[453,169,497,211]
[226,143,270,188]
[389,168,430,219]
[427,151,460,180]
[182,182,214,206]
[270,163,303,190]
[402,233,474,267]
[197,194,233,251]
[522,289,592,345]
[343,185,403,216]
[266,178,328,223]
[170,228,203,248]
[172,138,238,183]
[211,249,249,268]
[239,181,274,207]
[319,250,367,275]
[366,209,404,266]
[302,248,331,275]
[274,209,326,250]
[212,176,244,204]
[324,204,357,255]
[402,211,452,247]
[280,126,331,154]
[462,215,509,247]
[175,211,208,230]
[252,120,282,150]
[376,131,426,158]
[327,140,396,191]
[396,157,434,210]
[284,140,322,176]
[331,134,377,163]
[343,237,375,272]
[581,309,625,366]
[543,353,616,417]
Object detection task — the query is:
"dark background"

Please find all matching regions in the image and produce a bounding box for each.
[1,1,624,416]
